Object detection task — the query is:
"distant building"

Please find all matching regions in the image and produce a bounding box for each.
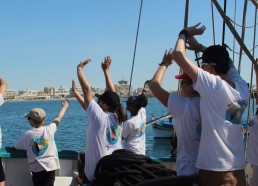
[37,92,51,99]
[114,80,132,97]
[44,87,54,95]
[19,89,38,100]
[53,86,70,97]
[4,89,15,100]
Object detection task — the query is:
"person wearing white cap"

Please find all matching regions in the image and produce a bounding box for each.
[149,50,201,177]
[0,77,7,186]
[14,100,69,186]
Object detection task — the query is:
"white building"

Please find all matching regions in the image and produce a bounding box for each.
[4,89,15,100]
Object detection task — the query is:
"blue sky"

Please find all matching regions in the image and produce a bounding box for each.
[0,0,257,92]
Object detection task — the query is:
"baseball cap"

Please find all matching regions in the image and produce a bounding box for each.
[126,96,139,105]
[24,108,46,122]
[202,45,230,73]
[175,73,192,81]
[96,91,120,110]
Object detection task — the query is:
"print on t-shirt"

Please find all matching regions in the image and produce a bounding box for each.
[107,123,122,145]
[226,100,248,125]
[137,122,145,137]
[31,137,49,157]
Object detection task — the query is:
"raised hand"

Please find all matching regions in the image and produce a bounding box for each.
[77,59,92,69]
[186,23,206,37]
[186,37,201,51]
[101,56,112,72]
[161,48,174,67]
[61,98,69,108]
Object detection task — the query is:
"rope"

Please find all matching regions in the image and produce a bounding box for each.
[237,0,248,73]
[127,0,143,98]
[229,17,258,28]
[225,44,258,54]
[211,0,216,45]
[222,0,227,46]
[232,0,237,63]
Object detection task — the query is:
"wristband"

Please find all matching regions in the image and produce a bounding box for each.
[178,29,189,40]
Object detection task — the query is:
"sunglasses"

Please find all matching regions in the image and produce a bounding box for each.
[201,62,216,68]
[181,80,192,85]
[28,117,32,121]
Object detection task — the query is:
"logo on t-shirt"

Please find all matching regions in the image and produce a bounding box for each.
[31,137,49,157]
[195,116,202,137]
[226,100,247,125]
[137,122,145,137]
[107,124,122,145]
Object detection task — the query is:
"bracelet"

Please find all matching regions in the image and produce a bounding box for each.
[198,44,202,52]
[159,63,168,68]
[178,29,189,40]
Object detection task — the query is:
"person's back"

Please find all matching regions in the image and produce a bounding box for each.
[0,78,7,186]
[85,98,123,180]
[14,100,69,186]
[122,107,146,155]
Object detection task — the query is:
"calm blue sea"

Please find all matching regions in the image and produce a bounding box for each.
[0,98,254,157]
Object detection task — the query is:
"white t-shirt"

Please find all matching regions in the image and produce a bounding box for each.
[14,123,60,172]
[193,68,249,171]
[122,108,146,155]
[247,116,258,166]
[85,100,122,181]
[0,93,3,150]
[167,94,201,176]
[0,93,4,107]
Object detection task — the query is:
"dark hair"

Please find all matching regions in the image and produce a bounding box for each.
[137,94,148,108]
[202,45,230,74]
[116,104,126,125]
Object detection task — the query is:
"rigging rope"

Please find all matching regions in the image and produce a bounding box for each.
[229,17,258,28]
[237,0,248,73]
[211,0,216,45]
[232,0,237,63]
[127,0,143,98]
[222,0,227,46]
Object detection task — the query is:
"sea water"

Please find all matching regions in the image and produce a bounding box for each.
[0,97,254,157]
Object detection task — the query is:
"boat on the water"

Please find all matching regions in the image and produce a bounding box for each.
[152,116,174,138]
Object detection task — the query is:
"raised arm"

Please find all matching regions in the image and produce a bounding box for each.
[187,36,207,53]
[173,23,206,82]
[72,80,86,110]
[142,80,150,95]
[102,56,116,92]
[77,59,94,109]
[53,99,69,125]
[0,78,7,95]
[149,49,173,107]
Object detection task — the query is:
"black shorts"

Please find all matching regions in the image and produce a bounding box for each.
[0,158,5,182]
[32,170,55,186]
[78,151,90,184]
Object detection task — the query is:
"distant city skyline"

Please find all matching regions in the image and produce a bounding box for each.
[1,1,256,92]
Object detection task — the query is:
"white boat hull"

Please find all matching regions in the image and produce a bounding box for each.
[152,125,173,138]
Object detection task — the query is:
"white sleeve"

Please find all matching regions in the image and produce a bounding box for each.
[14,133,27,150]
[87,100,107,128]
[193,68,222,99]
[47,123,57,133]
[0,94,4,107]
